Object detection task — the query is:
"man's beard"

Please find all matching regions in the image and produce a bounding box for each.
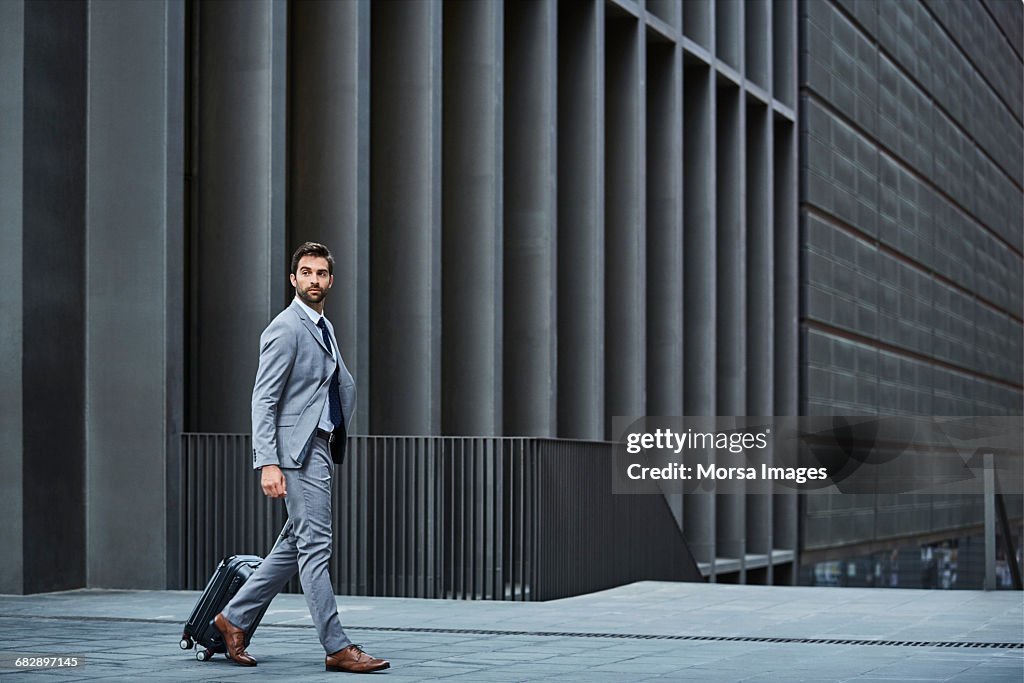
[298,286,326,305]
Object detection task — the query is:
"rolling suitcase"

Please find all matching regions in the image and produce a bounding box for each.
[179,555,267,662]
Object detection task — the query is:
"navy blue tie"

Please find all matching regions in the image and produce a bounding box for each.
[316,318,343,430]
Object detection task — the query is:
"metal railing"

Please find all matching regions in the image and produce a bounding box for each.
[179,434,700,600]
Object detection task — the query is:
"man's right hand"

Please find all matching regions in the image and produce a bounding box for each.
[261,465,287,498]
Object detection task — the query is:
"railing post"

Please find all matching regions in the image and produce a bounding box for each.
[983,452,996,591]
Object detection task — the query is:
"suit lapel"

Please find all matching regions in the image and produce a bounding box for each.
[290,300,332,355]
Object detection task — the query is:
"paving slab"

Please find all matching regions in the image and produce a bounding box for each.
[0,582,1020,681]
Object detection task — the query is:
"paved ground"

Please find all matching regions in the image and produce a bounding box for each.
[0,582,1020,681]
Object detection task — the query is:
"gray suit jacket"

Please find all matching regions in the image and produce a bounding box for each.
[251,299,355,469]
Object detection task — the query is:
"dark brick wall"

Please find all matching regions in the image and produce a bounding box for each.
[799,0,1023,417]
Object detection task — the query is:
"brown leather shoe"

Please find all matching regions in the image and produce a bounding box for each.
[325,644,390,673]
[213,612,257,666]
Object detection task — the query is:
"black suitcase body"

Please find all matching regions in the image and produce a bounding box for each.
[179,555,267,661]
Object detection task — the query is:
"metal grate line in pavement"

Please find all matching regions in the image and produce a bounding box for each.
[355,626,1024,649]
[1,614,1021,650]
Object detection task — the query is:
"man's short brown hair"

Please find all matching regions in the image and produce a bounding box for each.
[290,242,334,275]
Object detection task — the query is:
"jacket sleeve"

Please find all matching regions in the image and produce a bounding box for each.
[251,320,297,469]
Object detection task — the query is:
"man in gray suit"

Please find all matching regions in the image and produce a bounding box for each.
[213,242,389,673]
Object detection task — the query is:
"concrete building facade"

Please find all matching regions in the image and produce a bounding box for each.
[0,0,1019,594]
[798,0,1023,558]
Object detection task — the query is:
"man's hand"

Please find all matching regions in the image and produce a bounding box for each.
[261,465,287,498]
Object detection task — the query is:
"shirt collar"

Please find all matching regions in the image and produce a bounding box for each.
[293,296,325,326]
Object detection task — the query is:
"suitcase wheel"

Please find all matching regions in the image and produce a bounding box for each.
[179,636,194,650]
[196,648,213,662]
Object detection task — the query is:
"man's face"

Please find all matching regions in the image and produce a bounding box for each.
[290,255,333,306]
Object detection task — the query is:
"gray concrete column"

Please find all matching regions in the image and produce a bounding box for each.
[85,0,183,589]
[557,0,605,440]
[772,0,795,485]
[290,0,370,434]
[683,0,713,49]
[770,3,798,581]
[20,0,88,593]
[0,0,25,595]
[744,0,770,90]
[772,0,796,110]
[746,100,774,578]
[683,70,716,415]
[772,14,796,595]
[746,113,774,413]
[716,0,742,72]
[646,41,684,418]
[773,48,798,419]
[370,0,442,435]
[647,39,685,530]
[683,63,716,573]
[442,0,503,436]
[773,116,799,581]
[715,83,746,578]
[503,0,557,438]
[983,452,996,590]
[605,15,646,438]
[716,84,745,416]
[194,0,287,432]
[164,1,186,590]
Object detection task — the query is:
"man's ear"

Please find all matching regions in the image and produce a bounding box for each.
[327,274,334,289]
[289,273,297,288]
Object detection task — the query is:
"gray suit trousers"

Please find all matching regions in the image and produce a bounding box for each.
[222,437,350,654]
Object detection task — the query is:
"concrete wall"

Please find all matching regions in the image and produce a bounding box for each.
[177,0,798,451]
[0,0,185,593]
[800,0,1023,418]
[798,0,1024,552]
[289,0,371,435]
[191,0,287,433]
[22,0,89,594]
[175,0,801,583]
[0,0,25,595]
[85,0,184,589]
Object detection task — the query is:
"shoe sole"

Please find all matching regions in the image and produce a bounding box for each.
[325,662,390,673]
[226,655,257,667]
